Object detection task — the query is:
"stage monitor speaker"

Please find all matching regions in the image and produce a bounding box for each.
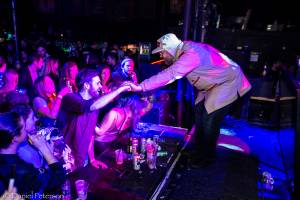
[247,97,296,128]
[250,79,275,98]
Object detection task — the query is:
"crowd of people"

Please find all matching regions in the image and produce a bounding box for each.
[0,34,152,197]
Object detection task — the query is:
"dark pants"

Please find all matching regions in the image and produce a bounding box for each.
[194,100,231,160]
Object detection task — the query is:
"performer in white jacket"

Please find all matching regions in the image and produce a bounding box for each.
[126,33,251,167]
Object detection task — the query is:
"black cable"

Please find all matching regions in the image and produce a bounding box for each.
[276,126,293,194]
[275,72,293,197]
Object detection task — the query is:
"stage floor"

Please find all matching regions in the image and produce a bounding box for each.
[160,117,294,200]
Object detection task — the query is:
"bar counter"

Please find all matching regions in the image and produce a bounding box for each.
[68,123,188,200]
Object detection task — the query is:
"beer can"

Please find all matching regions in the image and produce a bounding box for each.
[133,154,140,170]
[132,138,139,154]
[147,153,156,170]
[140,138,146,153]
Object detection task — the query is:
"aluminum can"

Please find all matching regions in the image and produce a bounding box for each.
[133,154,140,170]
[140,138,146,153]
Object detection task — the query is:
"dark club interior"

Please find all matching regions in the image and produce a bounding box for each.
[0,0,299,199]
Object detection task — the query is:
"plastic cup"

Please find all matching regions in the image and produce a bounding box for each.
[115,149,123,165]
[75,179,89,200]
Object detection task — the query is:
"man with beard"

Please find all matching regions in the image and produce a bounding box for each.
[57,69,130,169]
[112,58,138,85]
[126,33,251,167]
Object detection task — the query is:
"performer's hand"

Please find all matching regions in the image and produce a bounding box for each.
[91,159,108,169]
[117,83,132,92]
[123,82,142,92]
[120,81,132,87]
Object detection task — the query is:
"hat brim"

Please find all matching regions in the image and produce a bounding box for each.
[152,47,164,54]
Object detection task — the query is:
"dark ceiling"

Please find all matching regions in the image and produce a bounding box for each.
[0,0,299,42]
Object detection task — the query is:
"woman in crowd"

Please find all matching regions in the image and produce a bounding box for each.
[33,76,70,127]
[43,57,60,89]
[0,112,66,196]
[59,61,78,93]
[19,54,44,101]
[100,65,113,94]
[88,93,152,167]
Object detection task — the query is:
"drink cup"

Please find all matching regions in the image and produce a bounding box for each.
[146,140,157,169]
[115,149,124,165]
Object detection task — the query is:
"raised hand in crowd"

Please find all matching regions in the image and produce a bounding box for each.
[58,86,72,98]
[28,134,58,165]
[0,179,23,200]
[129,71,138,84]
[0,187,23,200]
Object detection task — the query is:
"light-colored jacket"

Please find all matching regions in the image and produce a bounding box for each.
[140,41,251,114]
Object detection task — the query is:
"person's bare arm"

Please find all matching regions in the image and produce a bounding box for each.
[88,136,108,169]
[130,71,138,84]
[33,87,70,119]
[88,136,95,162]
[139,50,201,91]
[90,86,130,111]
[95,110,118,136]
[140,101,153,116]
[33,97,61,119]
[123,82,142,92]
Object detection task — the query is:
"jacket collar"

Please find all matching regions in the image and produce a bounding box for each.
[174,41,185,61]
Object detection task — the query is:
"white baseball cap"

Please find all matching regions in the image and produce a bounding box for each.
[152,33,182,57]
